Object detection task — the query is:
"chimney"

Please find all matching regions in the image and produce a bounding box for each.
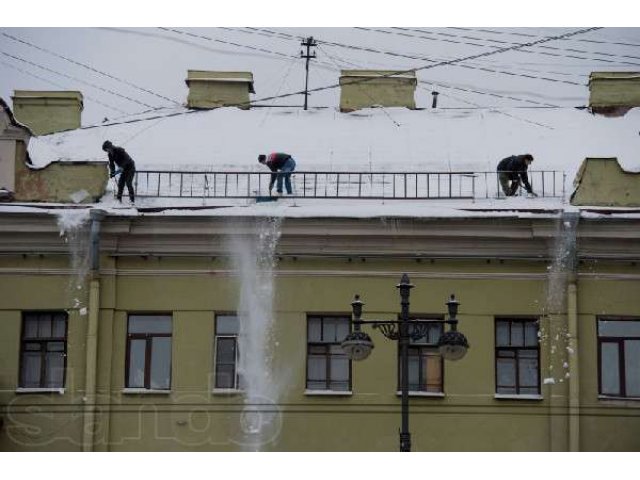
[589,72,640,116]
[11,90,83,135]
[339,70,417,112]
[185,70,255,110]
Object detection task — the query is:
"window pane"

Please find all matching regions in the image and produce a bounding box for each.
[307,356,326,382]
[24,342,41,352]
[47,342,65,352]
[21,352,41,387]
[307,318,321,342]
[216,315,238,335]
[330,357,349,382]
[215,364,236,389]
[428,324,443,344]
[323,319,336,342]
[524,322,538,346]
[601,342,620,395]
[497,357,516,388]
[520,387,539,395]
[23,317,39,338]
[425,354,443,392]
[624,340,640,397]
[44,352,65,388]
[410,323,440,345]
[335,319,350,344]
[150,337,171,389]
[129,315,172,334]
[52,316,66,338]
[599,320,640,337]
[407,355,420,390]
[38,316,52,338]
[519,356,539,388]
[496,321,509,347]
[216,338,236,364]
[510,322,524,347]
[127,339,146,388]
[519,349,538,358]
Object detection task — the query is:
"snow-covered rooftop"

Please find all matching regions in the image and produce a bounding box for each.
[27,105,640,184]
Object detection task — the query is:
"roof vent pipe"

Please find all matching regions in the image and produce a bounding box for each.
[431,91,439,109]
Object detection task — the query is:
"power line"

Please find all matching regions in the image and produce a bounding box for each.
[354,27,599,85]
[0,31,181,106]
[0,60,128,114]
[447,27,640,49]
[388,27,640,66]
[246,27,585,88]
[73,27,601,131]
[160,27,339,73]
[234,28,564,108]
[240,27,586,81]
[0,50,156,109]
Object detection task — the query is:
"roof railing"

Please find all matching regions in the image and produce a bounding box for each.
[133,170,565,200]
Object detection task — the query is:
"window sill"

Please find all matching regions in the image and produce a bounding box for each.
[494,394,543,401]
[15,388,65,395]
[395,391,445,398]
[304,390,353,396]
[598,395,640,402]
[122,388,171,395]
[212,388,243,395]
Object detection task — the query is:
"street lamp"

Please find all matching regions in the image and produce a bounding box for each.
[341,273,469,452]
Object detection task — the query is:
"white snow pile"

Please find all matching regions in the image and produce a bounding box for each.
[55,209,91,236]
[27,106,640,187]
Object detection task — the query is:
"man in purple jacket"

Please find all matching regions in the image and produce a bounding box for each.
[258,152,296,195]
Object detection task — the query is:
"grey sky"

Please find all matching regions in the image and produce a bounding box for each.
[2,27,640,125]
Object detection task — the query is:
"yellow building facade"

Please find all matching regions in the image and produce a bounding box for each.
[1,212,639,451]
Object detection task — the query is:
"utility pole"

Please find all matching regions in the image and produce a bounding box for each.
[300,36,317,110]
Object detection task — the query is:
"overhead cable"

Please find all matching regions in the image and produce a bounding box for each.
[0,59,129,114]
[1,31,181,106]
[243,26,585,88]
[387,27,640,66]
[74,27,601,131]
[0,50,156,109]
[447,27,640,49]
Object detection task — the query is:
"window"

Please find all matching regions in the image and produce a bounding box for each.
[126,314,172,390]
[495,318,540,395]
[598,317,640,398]
[306,315,351,391]
[214,314,240,390]
[398,318,444,393]
[19,312,68,389]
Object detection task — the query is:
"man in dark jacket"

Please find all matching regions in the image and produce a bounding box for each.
[102,140,136,203]
[258,152,296,195]
[497,154,537,197]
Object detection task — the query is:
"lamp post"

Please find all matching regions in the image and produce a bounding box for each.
[341,273,469,452]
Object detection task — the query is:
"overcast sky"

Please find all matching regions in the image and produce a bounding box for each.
[2,21,640,125]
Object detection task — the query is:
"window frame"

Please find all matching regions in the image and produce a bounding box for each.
[19,311,68,389]
[494,317,541,396]
[305,314,352,392]
[125,313,173,391]
[213,313,240,391]
[597,316,640,399]
[396,315,445,394]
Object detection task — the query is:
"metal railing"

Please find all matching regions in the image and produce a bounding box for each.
[133,170,565,200]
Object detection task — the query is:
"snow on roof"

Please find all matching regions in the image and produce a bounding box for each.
[27,105,640,188]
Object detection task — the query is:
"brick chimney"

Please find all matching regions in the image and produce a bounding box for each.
[11,90,83,135]
[589,72,640,116]
[339,70,417,112]
[185,70,255,110]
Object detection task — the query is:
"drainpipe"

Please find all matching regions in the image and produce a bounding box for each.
[564,211,580,452]
[82,209,104,452]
